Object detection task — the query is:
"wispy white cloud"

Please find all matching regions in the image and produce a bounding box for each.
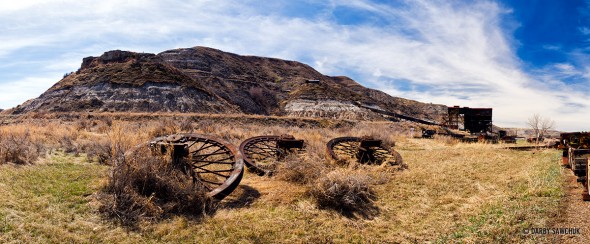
[0,76,59,108]
[0,0,589,130]
[542,44,562,51]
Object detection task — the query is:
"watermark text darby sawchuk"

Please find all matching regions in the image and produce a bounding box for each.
[522,228,581,235]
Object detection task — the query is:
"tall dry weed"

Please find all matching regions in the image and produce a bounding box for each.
[107,122,146,162]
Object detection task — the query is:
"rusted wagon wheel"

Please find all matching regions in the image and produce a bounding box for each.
[148,134,244,200]
[239,135,305,176]
[326,136,403,166]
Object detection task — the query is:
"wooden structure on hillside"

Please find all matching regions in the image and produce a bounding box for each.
[446,106,493,133]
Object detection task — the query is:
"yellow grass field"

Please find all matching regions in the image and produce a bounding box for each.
[0,115,564,243]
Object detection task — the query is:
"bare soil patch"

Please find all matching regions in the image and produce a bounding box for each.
[552,168,590,243]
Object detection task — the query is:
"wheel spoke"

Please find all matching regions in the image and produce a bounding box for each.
[192,147,226,159]
[193,157,235,164]
[191,142,217,153]
[195,165,231,177]
[197,178,224,186]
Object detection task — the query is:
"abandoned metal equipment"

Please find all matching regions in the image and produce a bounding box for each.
[326,136,403,166]
[147,134,244,200]
[239,134,305,176]
[559,132,590,201]
[446,106,493,134]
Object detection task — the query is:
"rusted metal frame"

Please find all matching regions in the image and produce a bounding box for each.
[327,136,403,166]
[326,137,362,162]
[239,136,281,176]
[147,133,244,200]
[239,135,305,176]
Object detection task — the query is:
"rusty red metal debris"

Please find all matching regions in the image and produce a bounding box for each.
[559,132,590,201]
[145,133,244,200]
[239,134,305,176]
[326,136,404,167]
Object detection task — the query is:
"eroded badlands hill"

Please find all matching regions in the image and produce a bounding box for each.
[11,46,447,122]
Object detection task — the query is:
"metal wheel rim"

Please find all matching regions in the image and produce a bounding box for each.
[326,136,361,162]
[239,135,281,176]
[146,133,244,200]
[326,136,403,165]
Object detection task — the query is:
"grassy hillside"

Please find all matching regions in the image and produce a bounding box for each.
[0,116,563,243]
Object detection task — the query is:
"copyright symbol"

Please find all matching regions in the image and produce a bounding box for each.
[523,229,530,235]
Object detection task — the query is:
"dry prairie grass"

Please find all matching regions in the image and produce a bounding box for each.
[0,115,564,243]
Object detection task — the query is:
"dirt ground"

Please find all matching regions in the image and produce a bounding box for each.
[552,168,590,243]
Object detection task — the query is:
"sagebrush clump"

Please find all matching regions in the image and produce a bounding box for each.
[274,154,328,184]
[99,147,213,227]
[0,129,45,165]
[309,169,377,213]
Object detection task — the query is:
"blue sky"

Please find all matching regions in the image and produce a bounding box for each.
[1,0,589,131]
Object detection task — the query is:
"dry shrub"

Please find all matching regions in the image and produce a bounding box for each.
[147,119,180,138]
[194,120,217,134]
[366,170,393,185]
[84,137,112,164]
[435,135,459,146]
[364,131,400,149]
[108,122,146,162]
[0,129,45,165]
[353,122,405,143]
[309,169,377,213]
[74,119,90,132]
[99,147,213,227]
[94,117,113,134]
[177,117,194,132]
[58,133,79,154]
[274,154,328,184]
[99,116,113,126]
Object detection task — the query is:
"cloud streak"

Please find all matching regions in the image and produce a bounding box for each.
[0,0,589,131]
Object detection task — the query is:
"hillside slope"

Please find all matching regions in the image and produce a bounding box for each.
[12,50,236,114]
[11,46,447,122]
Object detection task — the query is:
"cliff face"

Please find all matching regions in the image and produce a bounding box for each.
[12,50,237,114]
[12,46,447,122]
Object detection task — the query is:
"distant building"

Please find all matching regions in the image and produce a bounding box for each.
[305,79,320,84]
[447,106,493,133]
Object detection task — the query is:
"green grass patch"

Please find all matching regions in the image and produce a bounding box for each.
[0,139,567,243]
[0,152,108,243]
[440,149,564,243]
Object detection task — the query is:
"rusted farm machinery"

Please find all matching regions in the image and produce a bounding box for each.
[239,134,305,176]
[326,136,404,167]
[559,132,590,200]
[421,129,436,139]
[359,103,516,144]
[145,134,244,200]
[125,133,404,202]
